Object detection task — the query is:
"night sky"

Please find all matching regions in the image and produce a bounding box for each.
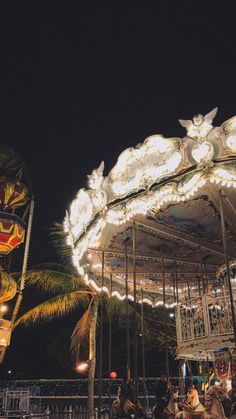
[1,1,236,378]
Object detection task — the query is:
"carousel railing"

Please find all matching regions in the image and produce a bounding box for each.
[206,294,233,337]
[176,293,234,343]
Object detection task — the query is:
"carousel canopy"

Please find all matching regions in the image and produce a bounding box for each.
[64,108,236,306]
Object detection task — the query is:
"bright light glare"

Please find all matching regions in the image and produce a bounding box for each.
[76,362,88,373]
[0,304,8,314]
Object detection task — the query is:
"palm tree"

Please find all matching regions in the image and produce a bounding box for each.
[14,262,140,418]
[14,264,103,418]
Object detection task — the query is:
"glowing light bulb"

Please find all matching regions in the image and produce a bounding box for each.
[76,362,88,373]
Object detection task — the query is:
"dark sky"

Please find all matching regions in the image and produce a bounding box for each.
[1,1,236,264]
[1,1,236,378]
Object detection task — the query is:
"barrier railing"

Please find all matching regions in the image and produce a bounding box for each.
[176,293,234,343]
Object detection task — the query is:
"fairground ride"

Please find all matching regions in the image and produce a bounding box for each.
[0,146,34,361]
[64,108,236,381]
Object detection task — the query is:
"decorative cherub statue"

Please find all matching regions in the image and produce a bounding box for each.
[179,107,218,141]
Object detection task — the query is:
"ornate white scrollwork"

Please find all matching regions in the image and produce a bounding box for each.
[64,162,107,248]
[87,161,107,212]
[64,108,236,292]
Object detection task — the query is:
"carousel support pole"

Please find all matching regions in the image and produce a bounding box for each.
[204,260,209,294]
[133,221,138,418]
[197,275,201,297]
[206,356,210,392]
[187,282,191,300]
[202,361,207,399]
[108,274,112,419]
[141,289,147,410]
[174,260,179,304]
[199,246,204,295]
[179,360,185,396]
[219,189,236,347]
[161,247,169,378]
[172,272,176,302]
[98,251,105,419]
[125,238,131,381]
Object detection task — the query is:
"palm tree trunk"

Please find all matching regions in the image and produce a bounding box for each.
[88,296,99,418]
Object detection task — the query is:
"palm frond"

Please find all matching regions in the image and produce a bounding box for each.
[15,290,91,327]
[70,298,94,359]
[50,222,73,264]
[104,296,142,325]
[104,296,128,318]
[20,270,90,294]
[31,263,75,275]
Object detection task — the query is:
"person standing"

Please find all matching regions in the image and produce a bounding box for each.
[154,374,170,419]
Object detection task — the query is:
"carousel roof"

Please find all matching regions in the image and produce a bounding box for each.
[64,108,236,306]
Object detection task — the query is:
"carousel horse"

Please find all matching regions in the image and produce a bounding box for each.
[124,399,147,418]
[152,386,180,419]
[112,386,125,417]
[112,387,146,418]
[175,386,205,419]
[164,387,180,418]
[200,384,230,419]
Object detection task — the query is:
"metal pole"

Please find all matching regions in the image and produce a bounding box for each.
[141,289,147,410]
[219,189,236,347]
[133,221,138,418]
[187,282,191,300]
[174,260,179,304]
[108,274,112,419]
[199,246,204,295]
[172,272,176,302]
[125,238,131,381]
[204,260,208,294]
[162,247,169,377]
[98,251,104,418]
[197,274,201,297]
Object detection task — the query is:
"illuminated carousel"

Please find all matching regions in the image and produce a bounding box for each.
[0,146,34,358]
[64,108,236,373]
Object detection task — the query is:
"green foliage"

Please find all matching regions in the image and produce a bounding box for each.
[15,290,91,327]
[70,297,94,358]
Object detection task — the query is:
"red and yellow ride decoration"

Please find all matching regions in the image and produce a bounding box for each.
[0,270,17,351]
[0,215,25,254]
[0,177,28,210]
[0,176,28,255]
[0,319,12,351]
[0,171,29,352]
[0,271,17,304]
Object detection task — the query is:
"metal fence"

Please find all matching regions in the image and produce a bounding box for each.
[0,386,153,418]
[0,377,206,418]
